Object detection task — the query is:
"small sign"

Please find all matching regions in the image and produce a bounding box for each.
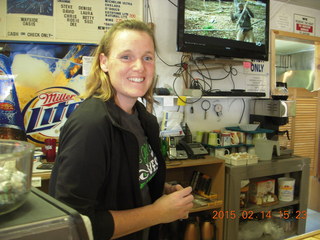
[294,14,315,36]
[177,96,187,106]
[243,61,251,69]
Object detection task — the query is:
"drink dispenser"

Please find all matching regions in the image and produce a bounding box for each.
[249,99,296,140]
[249,99,296,157]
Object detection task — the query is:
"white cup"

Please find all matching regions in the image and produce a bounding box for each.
[246,134,253,144]
[238,146,247,153]
[215,148,230,157]
[221,133,232,146]
[248,146,255,155]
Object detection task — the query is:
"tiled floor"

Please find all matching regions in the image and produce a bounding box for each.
[306,208,320,233]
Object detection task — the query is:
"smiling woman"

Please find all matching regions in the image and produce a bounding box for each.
[49,19,194,240]
[99,29,155,113]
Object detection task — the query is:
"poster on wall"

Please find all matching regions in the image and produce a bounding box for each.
[243,60,269,95]
[294,14,315,36]
[0,42,96,146]
[0,0,143,44]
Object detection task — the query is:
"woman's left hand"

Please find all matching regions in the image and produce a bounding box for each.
[164,183,184,195]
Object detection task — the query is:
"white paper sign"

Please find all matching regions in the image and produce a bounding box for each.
[246,75,266,92]
[294,14,315,36]
[0,0,143,44]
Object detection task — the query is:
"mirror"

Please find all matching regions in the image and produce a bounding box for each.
[270,30,320,94]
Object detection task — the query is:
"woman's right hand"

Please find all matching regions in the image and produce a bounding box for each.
[153,186,194,223]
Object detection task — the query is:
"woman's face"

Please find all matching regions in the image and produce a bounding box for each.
[100,29,155,107]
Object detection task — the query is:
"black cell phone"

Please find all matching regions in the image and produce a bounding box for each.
[36,163,54,170]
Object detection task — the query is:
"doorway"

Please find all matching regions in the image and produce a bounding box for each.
[270,29,320,211]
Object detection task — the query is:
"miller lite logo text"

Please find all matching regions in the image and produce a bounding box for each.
[22,87,83,144]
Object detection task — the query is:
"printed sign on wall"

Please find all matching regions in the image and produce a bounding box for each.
[0,0,143,44]
[294,14,315,36]
[0,42,96,146]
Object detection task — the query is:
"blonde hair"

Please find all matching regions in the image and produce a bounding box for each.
[83,20,156,105]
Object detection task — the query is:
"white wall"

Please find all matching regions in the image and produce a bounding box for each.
[147,0,320,136]
[270,0,320,35]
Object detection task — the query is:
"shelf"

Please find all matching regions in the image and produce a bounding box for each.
[190,203,224,213]
[203,143,254,149]
[154,95,266,100]
[165,155,225,240]
[225,126,274,134]
[166,155,224,169]
[244,198,300,213]
[223,156,310,240]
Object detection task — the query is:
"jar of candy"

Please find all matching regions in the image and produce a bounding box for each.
[0,140,34,215]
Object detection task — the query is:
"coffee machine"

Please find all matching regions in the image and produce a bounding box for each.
[249,99,296,140]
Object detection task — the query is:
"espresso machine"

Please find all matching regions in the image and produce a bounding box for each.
[249,99,296,155]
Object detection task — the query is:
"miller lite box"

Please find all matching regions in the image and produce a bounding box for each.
[0,43,95,146]
[0,54,26,141]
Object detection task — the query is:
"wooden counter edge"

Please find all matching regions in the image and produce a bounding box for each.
[286,230,320,239]
[32,171,51,180]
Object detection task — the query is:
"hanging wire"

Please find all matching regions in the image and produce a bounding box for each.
[168,0,177,7]
[238,99,246,124]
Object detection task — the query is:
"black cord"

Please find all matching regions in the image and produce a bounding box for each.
[202,61,213,91]
[156,51,181,67]
[146,0,181,68]
[168,0,177,7]
[238,98,246,124]
[230,68,236,89]
[172,67,203,104]
[146,0,153,23]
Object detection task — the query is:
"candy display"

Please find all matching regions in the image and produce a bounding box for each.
[0,140,34,215]
[0,167,28,214]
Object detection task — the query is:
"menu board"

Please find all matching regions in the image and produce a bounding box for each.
[0,0,143,44]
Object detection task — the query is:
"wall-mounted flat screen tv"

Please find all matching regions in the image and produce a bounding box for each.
[177,0,269,60]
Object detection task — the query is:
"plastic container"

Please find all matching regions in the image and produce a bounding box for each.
[0,140,35,215]
[239,124,259,131]
[254,139,280,161]
[278,177,295,201]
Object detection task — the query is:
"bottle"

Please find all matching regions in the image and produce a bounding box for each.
[184,216,200,240]
[0,53,27,141]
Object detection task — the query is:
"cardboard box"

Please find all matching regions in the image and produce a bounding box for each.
[249,178,276,205]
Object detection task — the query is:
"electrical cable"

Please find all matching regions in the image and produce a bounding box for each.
[172,67,203,105]
[146,0,153,23]
[168,0,177,7]
[146,0,181,68]
[238,98,246,124]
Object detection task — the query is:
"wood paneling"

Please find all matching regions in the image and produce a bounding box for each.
[279,88,319,176]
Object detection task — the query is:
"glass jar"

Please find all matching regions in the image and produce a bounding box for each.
[0,140,35,215]
[272,82,289,100]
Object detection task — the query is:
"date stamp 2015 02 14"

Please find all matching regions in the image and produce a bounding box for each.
[212,210,307,220]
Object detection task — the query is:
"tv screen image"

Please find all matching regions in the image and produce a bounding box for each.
[177,0,269,60]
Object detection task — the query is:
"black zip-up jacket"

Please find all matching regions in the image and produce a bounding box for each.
[49,97,166,240]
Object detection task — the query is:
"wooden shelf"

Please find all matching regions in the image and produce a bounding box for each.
[166,155,225,240]
[190,203,224,213]
[166,156,224,169]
